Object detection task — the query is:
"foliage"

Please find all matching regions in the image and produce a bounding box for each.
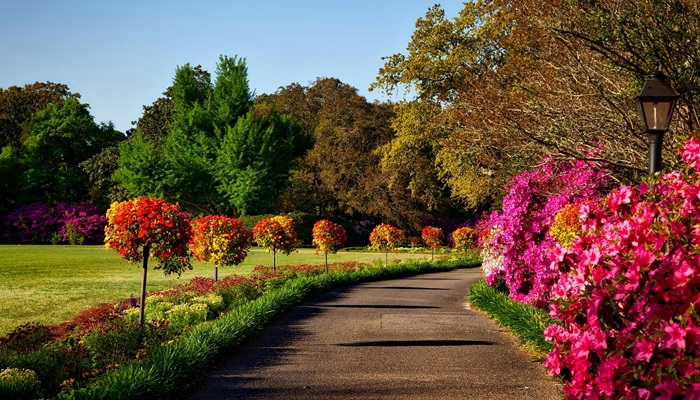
[369,223,405,252]
[104,197,192,275]
[21,97,123,205]
[481,157,609,307]
[311,219,347,255]
[0,367,42,400]
[421,226,444,249]
[542,137,700,398]
[3,202,106,244]
[0,323,54,354]
[450,226,476,251]
[0,81,78,150]
[252,216,298,256]
[190,215,251,267]
[468,281,555,356]
[372,1,700,212]
[115,56,310,216]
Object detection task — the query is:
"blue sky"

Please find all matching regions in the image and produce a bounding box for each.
[0,1,463,132]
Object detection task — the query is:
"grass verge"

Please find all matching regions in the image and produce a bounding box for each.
[0,246,436,335]
[50,256,480,400]
[467,280,556,358]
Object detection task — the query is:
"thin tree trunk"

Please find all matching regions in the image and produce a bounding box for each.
[215,266,218,282]
[273,249,277,272]
[325,252,329,273]
[139,244,150,328]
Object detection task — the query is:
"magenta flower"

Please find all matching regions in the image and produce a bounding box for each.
[661,323,686,351]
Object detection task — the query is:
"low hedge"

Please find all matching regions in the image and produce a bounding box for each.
[467,280,555,356]
[54,256,480,400]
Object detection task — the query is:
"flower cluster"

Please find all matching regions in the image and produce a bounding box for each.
[369,223,405,251]
[3,202,106,244]
[548,203,583,248]
[252,216,298,255]
[421,226,444,249]
[451,226,477,251]
[311,219,347,255]
[190,215,251,267]
[104,197,192,275]
[542,139,700,398]
[481,158,609,307]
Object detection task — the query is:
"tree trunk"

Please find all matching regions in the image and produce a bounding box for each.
[273,249,277,272]
[139,244,150,328]
[325,252,329,273]
[215,266,218,282]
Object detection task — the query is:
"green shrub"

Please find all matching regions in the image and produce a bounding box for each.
[218,281,262,307]
[0,368,42,400]
[166,303,209,332]
[191,294,225,318]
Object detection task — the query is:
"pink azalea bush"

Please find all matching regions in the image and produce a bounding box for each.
[481,158,609,307]
[543,137,700,398]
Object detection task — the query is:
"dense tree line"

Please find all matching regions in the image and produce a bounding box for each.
[371,0,700,209]
[6,0,694,241]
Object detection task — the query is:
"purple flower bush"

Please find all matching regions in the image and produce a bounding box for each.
[481,157,609,306]
[3,202,106,244]
[542,137,700,398]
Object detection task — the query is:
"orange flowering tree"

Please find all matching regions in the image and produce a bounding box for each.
[311,219,347,272]
[252,216,298,271]
[421,226,444,261]
[369,223,405,266]
[104,197,192,325]
[191,215,252,281]
[451,226,477,254]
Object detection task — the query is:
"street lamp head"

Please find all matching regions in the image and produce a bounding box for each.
[635,70,680,133]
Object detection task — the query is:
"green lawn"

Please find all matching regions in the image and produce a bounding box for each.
[0,245,431,336]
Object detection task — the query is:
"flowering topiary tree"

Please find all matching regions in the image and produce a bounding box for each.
[191,215,252,281]
[542,137,700,398]
[369,223,405,266]
[312,219,347,272]
[421,226,444,261]
[104,197,192,326]
[451,226,477,254]
[252,216,298,272]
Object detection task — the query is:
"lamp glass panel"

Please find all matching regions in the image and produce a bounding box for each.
[642,101,672,131]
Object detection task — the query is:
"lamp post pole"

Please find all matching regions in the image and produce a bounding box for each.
[635,70,679,176]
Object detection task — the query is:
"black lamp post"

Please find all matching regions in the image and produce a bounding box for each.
[635,70,679,175]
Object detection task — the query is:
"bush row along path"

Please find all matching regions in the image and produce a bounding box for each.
[190,267,562,399]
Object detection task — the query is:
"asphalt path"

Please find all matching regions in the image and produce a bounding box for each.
[190,267,562,399]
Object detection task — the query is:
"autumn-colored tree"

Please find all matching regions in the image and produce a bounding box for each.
[190,215,251,281]
[372,1,700,211]
[369,223,405,266]
[451,227,477,254]
[104,197,192,325]
[252,216,298,271]
[261,77,453,230]
[311,219,347,272]
[421,226,444,261]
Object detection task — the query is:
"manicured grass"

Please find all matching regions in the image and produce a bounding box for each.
[0,245,433,336]
[467,280,556,357]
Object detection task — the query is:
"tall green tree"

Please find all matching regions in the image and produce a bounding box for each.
[117,55,309,216]
[21,98,123,204]
[0,82,78,150]
[215,105,308,215]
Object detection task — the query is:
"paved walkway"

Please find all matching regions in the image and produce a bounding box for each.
[190,268,562,399]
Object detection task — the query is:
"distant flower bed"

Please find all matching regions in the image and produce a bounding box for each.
[3,202,106,244]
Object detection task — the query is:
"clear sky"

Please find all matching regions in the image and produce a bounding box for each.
[0,1,463,133]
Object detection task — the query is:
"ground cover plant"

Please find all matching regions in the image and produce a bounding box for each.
[0,255,480,400]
